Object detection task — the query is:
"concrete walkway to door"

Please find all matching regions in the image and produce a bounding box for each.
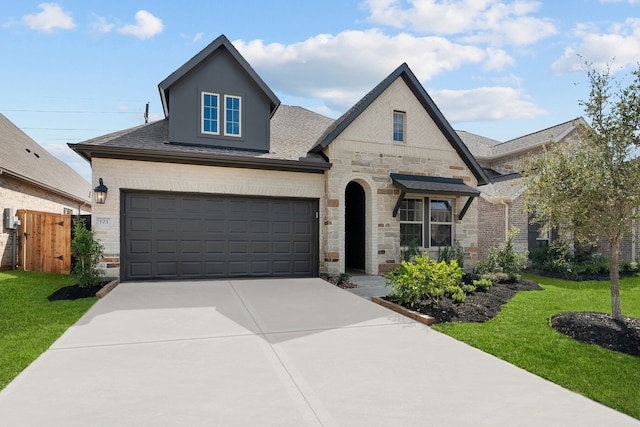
[0,278,637,426]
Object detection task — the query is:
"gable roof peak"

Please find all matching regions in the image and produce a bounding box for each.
[157,34,280,118]
[310,62,489,185]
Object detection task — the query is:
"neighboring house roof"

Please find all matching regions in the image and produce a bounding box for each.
[310,63,490,186]
[158,35,280,118]
[69,105,332,173]
[0,113,91,205]
[459,117,587,160]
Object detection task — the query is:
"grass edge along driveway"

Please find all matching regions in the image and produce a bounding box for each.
[433,273,640,420]
[0,270,97,391]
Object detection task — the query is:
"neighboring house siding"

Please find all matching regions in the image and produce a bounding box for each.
[168,49,271,152]
[91,158,325,279]
[322,79,479,275]
[0,175,90,270]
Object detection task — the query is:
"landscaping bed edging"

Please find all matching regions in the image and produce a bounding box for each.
[371,296,436,326]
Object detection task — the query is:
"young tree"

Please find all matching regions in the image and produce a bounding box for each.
[71,217,104,288]
[523,64,640,321]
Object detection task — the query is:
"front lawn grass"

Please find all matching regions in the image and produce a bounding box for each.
[0,270,97,390]
[433,273,640,419]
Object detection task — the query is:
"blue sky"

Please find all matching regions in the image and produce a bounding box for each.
[2,1,640,182]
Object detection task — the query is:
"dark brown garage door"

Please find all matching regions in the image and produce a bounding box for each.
[122,192,319,281]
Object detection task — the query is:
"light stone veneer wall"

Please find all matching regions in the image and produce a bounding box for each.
[91,158,325,279]
[0,175,91,270]
[322,78,479,275]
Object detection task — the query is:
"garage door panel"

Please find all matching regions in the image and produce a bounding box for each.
[130,218,152,232]
[228,240,248,254]
[155,218,177,232]
[123,193,318,280]
[156,197,178,212]
[206,219,224,233]
[156,240,177,254]
[205,240,225,254]
[181,218,203,232]
[181,240,202,254]
[273,222,291,234]
[129,240,152,255]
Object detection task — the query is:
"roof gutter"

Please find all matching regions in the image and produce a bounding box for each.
[69,144,332,173]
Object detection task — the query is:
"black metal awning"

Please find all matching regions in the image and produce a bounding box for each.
[390,173,480,220]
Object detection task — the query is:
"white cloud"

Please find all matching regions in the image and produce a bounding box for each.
[117,10,163,39]
[22,3,75,32]
[431,86,547,122]
[180,32,204,43]
[234,29,506,112]
[599,0,640,3]
[90,15,114,34]
[363,0,557,46]
[551,18,640,73]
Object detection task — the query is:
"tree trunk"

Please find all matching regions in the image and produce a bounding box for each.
[609,238,623,321]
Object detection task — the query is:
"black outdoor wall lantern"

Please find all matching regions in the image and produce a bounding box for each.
[94,178,108,204]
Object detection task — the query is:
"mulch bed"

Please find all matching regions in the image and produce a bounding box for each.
[389,277,640,358]
[406,279,542,323]
[552,312,640,357]
[48,281,108,301]
[321,274,358,289]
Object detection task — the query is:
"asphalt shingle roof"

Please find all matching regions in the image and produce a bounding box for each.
[458,117,584,160]
[73,105,334,163]
[0,113,91,204]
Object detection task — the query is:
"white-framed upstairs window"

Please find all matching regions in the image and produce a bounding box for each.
[393,110,406,142]
[201,92,219,135]
[224,95,242,137]
[430,199,453,247]
[399,198,423,247]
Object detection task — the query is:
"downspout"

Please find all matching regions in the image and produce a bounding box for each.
[501,200,510,243]
[633,214,637,262]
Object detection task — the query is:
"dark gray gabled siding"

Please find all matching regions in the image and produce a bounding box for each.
[168,49,271,152]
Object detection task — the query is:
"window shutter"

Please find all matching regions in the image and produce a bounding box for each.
[424,197,430,248]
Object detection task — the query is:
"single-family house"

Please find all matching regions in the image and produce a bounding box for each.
[0,113,91,271]
[460,118,640,263]
[69,34,489,281]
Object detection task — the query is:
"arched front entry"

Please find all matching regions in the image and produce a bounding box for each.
[345,181,366,271]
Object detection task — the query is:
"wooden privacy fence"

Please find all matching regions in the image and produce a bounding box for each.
[17,210,71,274]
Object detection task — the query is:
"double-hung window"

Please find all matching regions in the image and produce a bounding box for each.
[224,95,241,136]
[430,200,453,247]
[393,111,405,142]
[202,92,219,135]
[399,198,453,248]
[399,199,423,247]
[201,92,242,137]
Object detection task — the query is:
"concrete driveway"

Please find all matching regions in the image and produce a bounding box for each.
[0,278,637,426]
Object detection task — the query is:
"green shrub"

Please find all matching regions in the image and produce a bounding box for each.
[451,290,467,304]
[475,227,528,281]
[473,278,493,291]
[462,283,477,294]
[622,260,639,272]
[338,272,351,284]
[438,241,465,269]
[71,217,104,288]
[386,254,463,307]
[401,239,421,262]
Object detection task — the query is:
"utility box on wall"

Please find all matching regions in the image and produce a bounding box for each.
[3,208,20,230]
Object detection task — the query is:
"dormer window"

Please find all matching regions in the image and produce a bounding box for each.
[393,110,405,142]
[202,92,219,134]
[201,92,242,137]
[224,95,241,136]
